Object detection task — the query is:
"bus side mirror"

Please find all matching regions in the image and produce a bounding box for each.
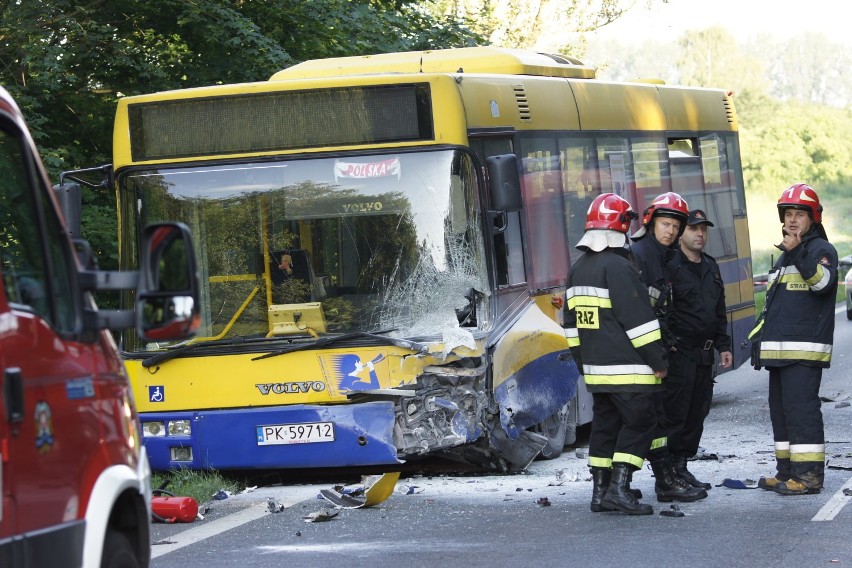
[136,222,201,341]
[486,154,522,212]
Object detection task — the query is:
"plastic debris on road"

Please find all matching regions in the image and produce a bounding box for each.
[319,471,401,508]
[660,504,685,517]
[303,509,340,523]
[719,478,758,489]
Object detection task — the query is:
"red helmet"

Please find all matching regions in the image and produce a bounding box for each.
[640,192,689,227]
[585,193,638,233]
[777,183,822,223]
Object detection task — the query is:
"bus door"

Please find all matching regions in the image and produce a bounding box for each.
[470,136,528,317]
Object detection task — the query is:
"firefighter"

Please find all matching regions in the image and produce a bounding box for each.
[663,209,733,490]
[752,183,837,495]
[565,193,668,515]
[630,192,707,502]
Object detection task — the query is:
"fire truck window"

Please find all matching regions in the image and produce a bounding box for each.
[0,125,74,330]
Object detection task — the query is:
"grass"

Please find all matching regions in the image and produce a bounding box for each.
[152,468,245,505]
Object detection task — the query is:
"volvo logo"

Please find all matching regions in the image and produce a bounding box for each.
[255,381,327,395]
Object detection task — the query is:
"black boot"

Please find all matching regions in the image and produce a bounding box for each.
[650,453,708,502]
[626,468,643,499]
[590,468,614,512]
[600,464,653,515]
[672,454,711,490]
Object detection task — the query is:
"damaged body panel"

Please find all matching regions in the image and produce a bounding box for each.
[492,304,579,438]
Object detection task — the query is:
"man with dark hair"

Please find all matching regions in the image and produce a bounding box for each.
[663,209,732,490]
[752,183,837,495]
[631,192,707,503]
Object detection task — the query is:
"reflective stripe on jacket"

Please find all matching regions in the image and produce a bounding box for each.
[758,229,837,368]
[566,247,668,392]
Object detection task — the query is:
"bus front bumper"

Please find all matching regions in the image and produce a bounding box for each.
[141,401,401,471]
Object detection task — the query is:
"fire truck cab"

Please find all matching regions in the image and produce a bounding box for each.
[0,86,199,567]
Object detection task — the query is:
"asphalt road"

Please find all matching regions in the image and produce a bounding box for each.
[150,306,852,568]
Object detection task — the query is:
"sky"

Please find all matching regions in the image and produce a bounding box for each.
[589,0,851,46]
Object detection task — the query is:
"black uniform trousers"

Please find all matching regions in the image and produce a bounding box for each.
[768,364,825,483]
[660,348,715,457]
[589,391,657,469]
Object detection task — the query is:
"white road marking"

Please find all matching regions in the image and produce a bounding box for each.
[812,476,852,521]
[151,486,320,558]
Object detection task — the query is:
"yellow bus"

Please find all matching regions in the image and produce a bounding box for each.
[68,46,755,471]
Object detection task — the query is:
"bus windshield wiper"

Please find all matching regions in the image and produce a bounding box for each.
[139,336,266,368]
[251,329,428,361]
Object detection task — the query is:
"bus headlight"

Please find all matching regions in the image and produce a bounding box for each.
[142,421,166,437]
[168,419,192,436]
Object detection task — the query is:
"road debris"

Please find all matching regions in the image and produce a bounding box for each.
[660,504,684,518]
[303,509,339,523]
[319,471,401,508]
[719,478,758,489]
[549,468,582,485]
[267,498,285,513]
[536,497,551,507]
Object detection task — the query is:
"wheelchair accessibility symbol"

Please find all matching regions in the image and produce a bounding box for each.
[149,386,164,403]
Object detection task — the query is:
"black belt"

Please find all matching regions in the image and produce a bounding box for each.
[678,338,714,350]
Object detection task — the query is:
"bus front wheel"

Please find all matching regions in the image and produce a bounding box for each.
[534,403,569,460]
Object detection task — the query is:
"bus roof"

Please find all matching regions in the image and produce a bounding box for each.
[270,46,597,81]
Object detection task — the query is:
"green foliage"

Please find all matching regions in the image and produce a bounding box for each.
[738,99,852,259]
[152,468,244,507]
[0,0,481,272]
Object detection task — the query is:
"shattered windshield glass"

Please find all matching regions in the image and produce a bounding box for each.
[119,149,489,351]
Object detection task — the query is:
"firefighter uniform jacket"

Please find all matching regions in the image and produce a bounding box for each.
[666,249,732,358]
[630,235,676,307]
[566,247,668,393]
[757,228,837,368]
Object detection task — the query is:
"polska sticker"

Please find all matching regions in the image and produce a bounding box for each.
[819,256,831,267]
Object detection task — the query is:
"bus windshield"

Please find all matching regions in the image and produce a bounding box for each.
[120,149,489,351]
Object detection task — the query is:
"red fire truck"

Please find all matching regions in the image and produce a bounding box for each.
[0,86,199,567]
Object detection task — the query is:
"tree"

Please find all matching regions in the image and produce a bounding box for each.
[766,32,852,108]
[676,26,769,97]
[0,0,481,272]
[429,0,667,54]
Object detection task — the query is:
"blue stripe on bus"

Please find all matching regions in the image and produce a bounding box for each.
[730,315,756,370]
[493,349,579,438]
[142,401,400,471]
[718,255,752,286]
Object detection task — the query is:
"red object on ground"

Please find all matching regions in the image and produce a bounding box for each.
[152,496,199,523]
